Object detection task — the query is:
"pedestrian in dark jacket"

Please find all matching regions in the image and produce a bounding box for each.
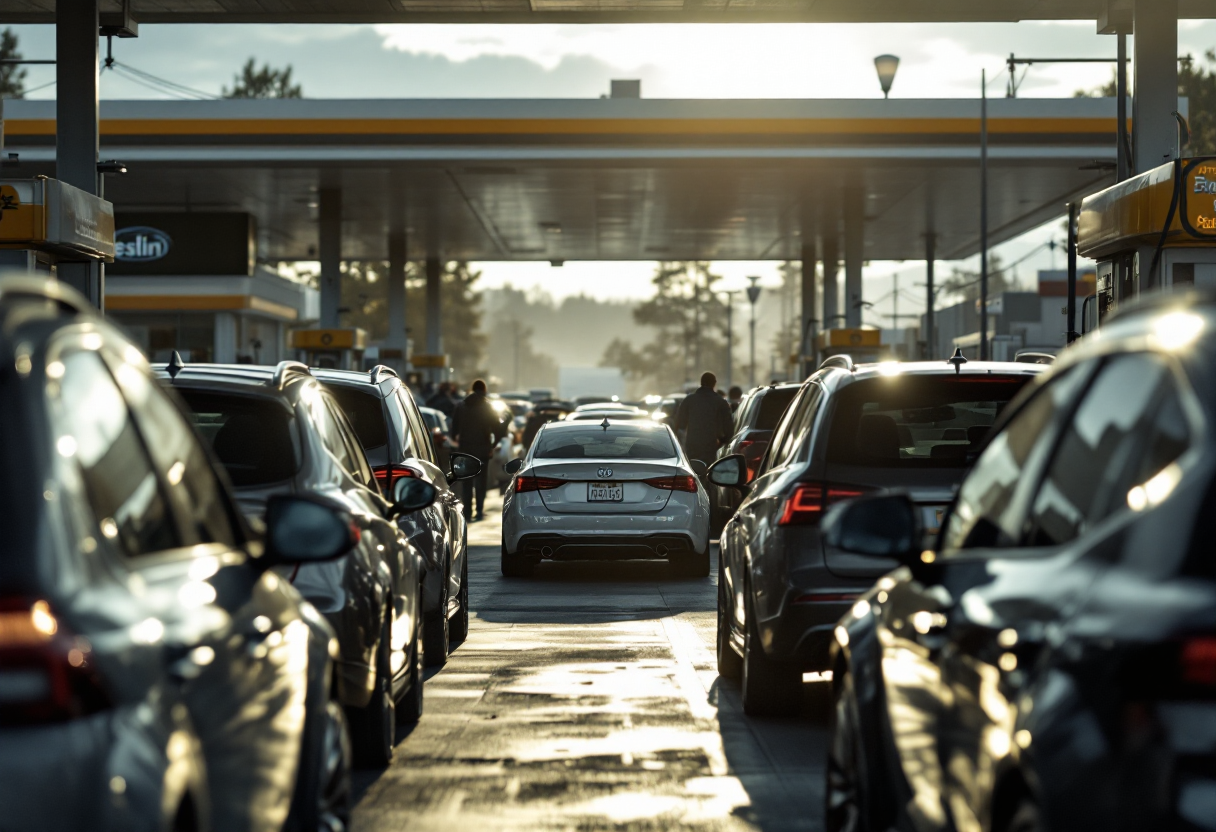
[674,372,734,467]
[450,379,508,521]
[426,382,458,418]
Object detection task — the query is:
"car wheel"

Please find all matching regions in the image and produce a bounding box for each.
[449,545,470,644]
[398,609,424,724]
[286,678,352,832]
[741,591,801,716]
[826,669,868,832]
[501,544,534,578]
[716,577,743,680]
[423,561,450,668]
[348,612,395,768]
[1002,799,1044,832]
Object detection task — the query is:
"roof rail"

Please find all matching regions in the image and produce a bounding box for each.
[0,276,92,315]
[818,354,855,372]
[369,364,399,385]
[270,360,311,390]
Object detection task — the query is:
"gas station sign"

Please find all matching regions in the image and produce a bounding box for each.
[0,178,115,261]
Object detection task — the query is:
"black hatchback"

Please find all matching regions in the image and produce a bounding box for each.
[823,295,1216,832]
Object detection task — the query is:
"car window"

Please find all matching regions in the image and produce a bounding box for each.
[1025,354,1192,547]
[303,383,360,477]
[533,426,677,459]
[398,389,435,464]
[754,388,799,430]
[177,390,301,487]
[51,349,179,557]
[325,397,376,488]
[825,374,1034,469]
[324,383,389,466]
[941,368,1089,553]
[769,385,820,470]
[734,393,757,430]
[757,385,807,475]
[113,361,238,546]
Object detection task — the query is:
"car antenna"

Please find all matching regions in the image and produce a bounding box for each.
[947,348,968,375]
[600,418,610,430]
[167,350,185,379]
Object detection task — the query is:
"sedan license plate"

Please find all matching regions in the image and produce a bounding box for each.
[588,482,623,502]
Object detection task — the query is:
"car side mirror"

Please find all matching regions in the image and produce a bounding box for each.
[707,454,747,491]
[262,495,358,566]
[390,476,438,517]
[821,493,921,565]
[449,451,482,481]
[504,457,524,475]
[689,458,708,477]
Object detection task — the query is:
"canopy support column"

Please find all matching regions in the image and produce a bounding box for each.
[425,256,443,383]
[924,233,936,359]
[385,230,408,370]
[844,188,864,329]
[800,242,817,377]
[1133,0,1178,174]
[822,233,840,331]
[318,187,342,329]
[56,0,102,308]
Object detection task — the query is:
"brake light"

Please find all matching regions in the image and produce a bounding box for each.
[778,482,868,526]
[373,464,415,496]
[0,598,109,726]
[515,475,564,493]
[644,475,698,493]
[1181,636,1216,687]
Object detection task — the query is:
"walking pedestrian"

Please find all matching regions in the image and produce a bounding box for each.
[674,371,734,468]
[450,378,509,521]
[427,381,457,419]
[728,385,744,413]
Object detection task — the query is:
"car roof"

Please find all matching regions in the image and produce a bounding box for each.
[310,364,401,390]
[151,360,314,401]
[816,359,1047,389]
[544,417,665,430]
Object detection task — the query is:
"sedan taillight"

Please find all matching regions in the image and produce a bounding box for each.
[515,475,564,493]
[0,598,110,726]
[1181,636,1216,687]
[644,475,698,493]
[778,482,869,526]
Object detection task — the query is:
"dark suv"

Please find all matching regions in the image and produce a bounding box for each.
[156,359,427,767]
[0,278,393,831]
[313,367,480,668]
[822,295,1216,832]
[711,382,800,533]
[709,356,1045,715]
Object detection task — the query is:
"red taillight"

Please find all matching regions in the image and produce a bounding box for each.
[373,464,415,496]
[644,475,698,493]
[0,598,109,726]
[778,482,868,526]
[1181,636,1216,687]
[515,475,564,493]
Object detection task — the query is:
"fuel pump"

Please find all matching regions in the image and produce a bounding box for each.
[1079,157,1216,331]
[0,177,115,275]
[290,327,368,370]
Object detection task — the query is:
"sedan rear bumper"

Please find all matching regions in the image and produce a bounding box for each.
[512,532,701,560]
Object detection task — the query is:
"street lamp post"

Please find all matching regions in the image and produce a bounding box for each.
[720,290,741,393]
[874,54,900,98]
[746,276,762,388]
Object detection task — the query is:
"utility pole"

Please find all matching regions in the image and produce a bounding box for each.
[747,276,762,388]
[980,68,990,361]
[513,319,521,389]
[720,290,741,392]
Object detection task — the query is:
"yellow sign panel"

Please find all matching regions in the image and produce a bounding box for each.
[815,328,881,349]
[290,328,367,350]
[0,183,43,241]
[0,178,114,260]
[410,353,448,368]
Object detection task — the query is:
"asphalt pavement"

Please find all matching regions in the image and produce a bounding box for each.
[352,491,828,831]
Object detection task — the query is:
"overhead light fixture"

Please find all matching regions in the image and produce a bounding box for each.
[874,54,900,99]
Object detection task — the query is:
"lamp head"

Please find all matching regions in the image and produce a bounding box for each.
[874,54,900,98]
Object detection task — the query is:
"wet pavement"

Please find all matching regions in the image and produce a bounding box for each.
[352,493,829,831]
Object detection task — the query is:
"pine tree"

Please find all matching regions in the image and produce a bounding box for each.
[223,58,302,99]
[0,28,27,99]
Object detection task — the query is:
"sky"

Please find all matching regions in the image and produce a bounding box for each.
[8,18,1216,321]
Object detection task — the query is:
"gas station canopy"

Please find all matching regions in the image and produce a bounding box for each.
[4,96,1119,263]
[4,0,1216,23]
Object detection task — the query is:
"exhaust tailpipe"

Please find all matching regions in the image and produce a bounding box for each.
[540,546,554,559]
[656,545,669,557]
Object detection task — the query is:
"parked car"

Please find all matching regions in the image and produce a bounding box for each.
[0,278,427,832]
[501,419,711,577]
[821,296,1216,832]
[418,405,453,470]
[567,408,651,421]
[156,358,429,767]
[522,402,574,448]
[710,382,800,535]
[313,367,480,668]
[708,355,1045,715]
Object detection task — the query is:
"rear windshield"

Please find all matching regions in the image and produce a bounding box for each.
[535,427,677,460]
[323,384,389,450]
[826,375,1032,468]
[178,390,300,486]
[753,388,798,430]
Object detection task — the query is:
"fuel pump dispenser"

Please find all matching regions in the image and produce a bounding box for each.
[290,327,368,370]
[1079,157,1216,331]
[0,177,115,276]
